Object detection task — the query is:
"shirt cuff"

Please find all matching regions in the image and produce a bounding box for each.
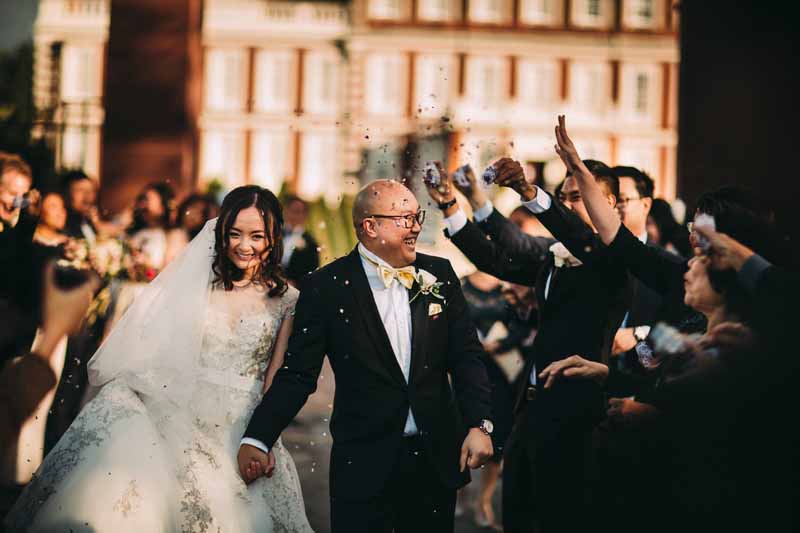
[522,186,551,214]
[738,253,771,293]
[240,437,270,454]
[473,201,494,223]
[443,209,468,236]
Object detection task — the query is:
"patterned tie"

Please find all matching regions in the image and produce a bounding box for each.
[360,252,416,289]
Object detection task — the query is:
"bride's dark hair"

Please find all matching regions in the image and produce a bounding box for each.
[212,185,288,297]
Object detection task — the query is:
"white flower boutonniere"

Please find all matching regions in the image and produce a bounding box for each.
[549,242,583,268]
[409,268,445,303]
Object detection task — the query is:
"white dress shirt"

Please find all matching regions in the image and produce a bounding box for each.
[240,243,419,455]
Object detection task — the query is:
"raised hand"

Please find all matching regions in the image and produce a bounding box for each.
[692,225,755,272]
[553,114,582,174]
[492,158,537,201]
[460,428,494,472]
[422,161,459,216]
[538,355,609,389]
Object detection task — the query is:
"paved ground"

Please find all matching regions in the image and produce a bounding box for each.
[282,359,503,533]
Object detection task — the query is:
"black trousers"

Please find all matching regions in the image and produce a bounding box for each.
[502,398,594,533]
[330,435,456,533]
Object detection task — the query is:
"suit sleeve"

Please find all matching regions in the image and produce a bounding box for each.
[479,208,556,259]
[606,224,688,300]
[442,263,492,427]
[243,274,327,448]
[448,219,543,286]
[534,192,613,267]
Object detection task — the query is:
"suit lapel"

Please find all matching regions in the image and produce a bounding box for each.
[345,250,407,385]
[408,264,429,383]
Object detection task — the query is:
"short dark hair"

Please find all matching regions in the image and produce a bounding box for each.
[177,193,219,238]
[570,159,619,200]
[0,152,32,182]
[613,166,654,198]
[60,169,92,192]
[283,194,308,211]
[213,185,287,297]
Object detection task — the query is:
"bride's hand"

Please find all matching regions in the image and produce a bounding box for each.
[238,444,275,484]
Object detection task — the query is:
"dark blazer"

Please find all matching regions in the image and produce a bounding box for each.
[284,230,320,283]
[244,249,492,500]
[64,211,95,241]
[625,237,666,327]
[449,197,629,428]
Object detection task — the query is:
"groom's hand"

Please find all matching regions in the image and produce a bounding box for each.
[237,444,276,484]
[460,428,493,472]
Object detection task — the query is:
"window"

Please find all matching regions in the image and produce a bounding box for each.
[304,52,340,115]
[368,0,404,20]
[250,130,292,192]
[253,49,294,113]
[570,62,609,114]
[365,53,407,116]
[469,0,511,24]
[414,54,454,117]
[517,59,557,108]
[298,132,338,198]
[417,0,452,21]
[60,45,101,102]
[205,48,247,112]
[624,0,657,29]
[571,0,610,27]
[635,72,649,113]
[466,56,507,109]
[201,130,245,187]
[519,0,557,25]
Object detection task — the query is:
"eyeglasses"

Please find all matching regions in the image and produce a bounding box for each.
[369,210,426,229]
[617,196,642,208]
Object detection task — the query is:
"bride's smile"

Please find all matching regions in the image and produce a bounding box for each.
[227,206,271,277]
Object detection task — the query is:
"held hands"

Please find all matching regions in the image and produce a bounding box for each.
[237,444,276,484]
[538,355,609,389]
[692,225,755,272]
[460,428,493,472]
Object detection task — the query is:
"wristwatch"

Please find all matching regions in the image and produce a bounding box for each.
[476,419,494,436]
[437,197,457,211]
[633,326,651,343]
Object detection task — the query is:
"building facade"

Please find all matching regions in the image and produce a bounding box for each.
[33,0,679,201]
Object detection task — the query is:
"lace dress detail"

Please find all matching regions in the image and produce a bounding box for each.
[5,285,312,533]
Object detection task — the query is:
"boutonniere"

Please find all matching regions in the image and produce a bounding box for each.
[549,242,583,268]
[409,268,445,303]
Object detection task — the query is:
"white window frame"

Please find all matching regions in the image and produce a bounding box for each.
[250,130,293,192]
[569,61,610,115]
[303,51,340,116]
[519,0,559,26]
[253,49,295,113]
[623,0,658,29]
[298,131,339,199]
[516,58,558,109]
[571,0,611,28]
[60,44,101,102]
[201,129,245,187]
[468,0,512,25]
[368,0,406,20]
[414,54,454,118]
[204,48,247,112]
[365,53,407,117]
[417,0,453,22]
[466,56,508,110]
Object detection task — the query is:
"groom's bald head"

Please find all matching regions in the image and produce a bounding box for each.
[352,180,414,235]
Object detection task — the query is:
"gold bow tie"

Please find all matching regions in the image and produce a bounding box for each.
[377,264,416,290]
[360,251,416,289]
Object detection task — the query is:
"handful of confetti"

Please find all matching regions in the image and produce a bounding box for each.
[692,213,716,253]
[452,165,472,189]
[481,165,498,186]
[423,162,442,187]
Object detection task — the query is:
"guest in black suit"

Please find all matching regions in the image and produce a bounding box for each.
[0,152,38,363]
[281,195,320,285]
[425,159,629,532]
[238,179,494,533]
[61,170,98,244]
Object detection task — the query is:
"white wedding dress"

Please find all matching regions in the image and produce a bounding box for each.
[5,220,313,533]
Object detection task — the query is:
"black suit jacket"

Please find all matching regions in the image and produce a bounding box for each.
[625,238,666,327]
[449,197,629,431]
[244,249,492,500]
[284,230,320,283]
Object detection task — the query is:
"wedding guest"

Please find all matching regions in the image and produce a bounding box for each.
[0,152,37,363]
[0,264,99,453]
[647,198,691,257]
[176,193,219,240]
[425,160,629,533]
[62,170,98,245]
[281,195,320,285]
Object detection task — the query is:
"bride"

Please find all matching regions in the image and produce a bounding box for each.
[5,186,313,532]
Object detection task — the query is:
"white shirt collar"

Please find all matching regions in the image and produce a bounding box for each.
[638,230,648,244]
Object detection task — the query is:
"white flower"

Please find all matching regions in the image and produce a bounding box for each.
[410,268,445,303]
[549,242,583,268]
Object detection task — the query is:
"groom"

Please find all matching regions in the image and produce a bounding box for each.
[238,179,494,532]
